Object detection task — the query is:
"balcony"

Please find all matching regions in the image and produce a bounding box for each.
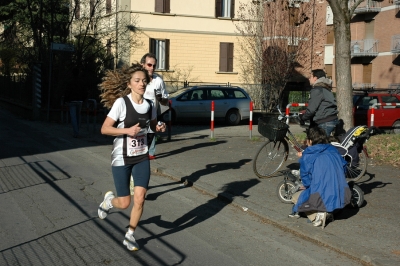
[391,35,400,54]
[353,0,381,14]
[395,0,400,6]
[351,39,379,57]
[353,83,376,90]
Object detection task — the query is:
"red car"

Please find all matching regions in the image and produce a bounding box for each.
[353,90,400,133]
[297,90,400,134]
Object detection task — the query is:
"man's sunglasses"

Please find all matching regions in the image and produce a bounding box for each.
[146,63,156,68]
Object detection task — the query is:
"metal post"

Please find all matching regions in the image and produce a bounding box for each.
[47,49,53,121]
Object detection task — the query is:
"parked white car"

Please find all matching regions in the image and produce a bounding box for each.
[164,86,251,126]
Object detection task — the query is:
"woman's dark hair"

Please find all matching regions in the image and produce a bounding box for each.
[311,69,326,79]
[307,127,329,145]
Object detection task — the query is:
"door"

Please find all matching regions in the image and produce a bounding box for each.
[208,88,229,118]
[353,95,378,126]
[378,95,400,127]
[175,89,207,118]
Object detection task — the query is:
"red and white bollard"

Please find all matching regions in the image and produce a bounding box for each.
[210,101,215,139]
[249,101,253,139]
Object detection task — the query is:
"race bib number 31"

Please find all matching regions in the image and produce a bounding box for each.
[127,134,148,156]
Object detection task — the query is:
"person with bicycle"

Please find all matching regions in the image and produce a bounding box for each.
[300,69,338,136]
[290,127,352,227]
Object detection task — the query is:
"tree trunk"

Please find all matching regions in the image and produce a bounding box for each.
[329,1,354,131]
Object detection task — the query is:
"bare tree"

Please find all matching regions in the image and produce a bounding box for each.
[56,0,144,102]
[235,0,324,112]
[327,0,363,130]
[162,65,201,93]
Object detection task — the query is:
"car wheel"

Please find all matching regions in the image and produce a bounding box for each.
[225,109,240,126]
[393,120,400,134]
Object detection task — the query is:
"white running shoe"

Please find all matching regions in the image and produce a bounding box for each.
[313,212,325,227]
[123,233,139,251]
[98,191,114,219]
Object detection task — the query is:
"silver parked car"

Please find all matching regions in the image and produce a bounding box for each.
[164,86,251,126]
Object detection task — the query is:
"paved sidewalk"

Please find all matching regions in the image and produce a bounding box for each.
[2,108,400,265]
[151,123,400,266]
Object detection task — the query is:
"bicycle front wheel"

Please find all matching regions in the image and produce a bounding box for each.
[345,148,367,182]
[253,139,289,178]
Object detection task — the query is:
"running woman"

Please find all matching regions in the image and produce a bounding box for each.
[97,63,166,251]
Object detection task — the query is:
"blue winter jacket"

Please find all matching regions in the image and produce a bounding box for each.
[293,144,352,213]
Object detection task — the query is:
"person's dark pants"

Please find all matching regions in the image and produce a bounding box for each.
[318,119,339,136]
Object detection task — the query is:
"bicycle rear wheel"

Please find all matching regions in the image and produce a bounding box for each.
[253,139,289,178]
[345,148,367,182]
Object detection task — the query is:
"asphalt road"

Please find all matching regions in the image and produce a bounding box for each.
[0,109,363,265]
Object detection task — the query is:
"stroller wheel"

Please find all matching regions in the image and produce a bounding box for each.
[276,181,296,204]
[348,182,364,208]
[345,149,367,182]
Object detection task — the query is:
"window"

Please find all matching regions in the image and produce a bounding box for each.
[210,89,226,100]
[215,0,235,18]
[74,0,80,19]
[219,42,234,72]
[382,96,400,109]
[106,0,111,14]
[155,0,170,13]
[233,90,247,99]
[356,96,378,110]
[149,38,170,70]
[289,6,300,26]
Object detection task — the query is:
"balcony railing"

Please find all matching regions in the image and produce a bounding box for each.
[391,35,400,54]
[353,0,381,14]
[353,83,376,90]
[351,39,379,57]
[388,84,400,93]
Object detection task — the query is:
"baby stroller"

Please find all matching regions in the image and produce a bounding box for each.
[334,125,374,182]
[276,125,374,208]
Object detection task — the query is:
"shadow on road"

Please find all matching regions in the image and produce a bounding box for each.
[140,179,260,248]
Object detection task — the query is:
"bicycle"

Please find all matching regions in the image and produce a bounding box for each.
[252,106,372,182]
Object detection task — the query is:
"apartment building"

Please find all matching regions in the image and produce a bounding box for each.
[129,0,250,86]
[323,0,400,91]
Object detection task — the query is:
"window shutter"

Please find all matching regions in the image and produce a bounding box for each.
[149,38,155,53]
[155,0,163,13]
[90,0,95,16]
[106,0,111,14]
[219,43,228,72]
[164,0,170,13]
[231,0,235,18]
[165,39,170,70]
[215,0,222,17]
[227,43,234,72]
[75,0,80,19]
[326,25,334,44]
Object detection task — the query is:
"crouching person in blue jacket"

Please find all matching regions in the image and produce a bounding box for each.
[290,127,352,227]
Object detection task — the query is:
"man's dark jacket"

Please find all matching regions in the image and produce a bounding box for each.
[302,77,338,124]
